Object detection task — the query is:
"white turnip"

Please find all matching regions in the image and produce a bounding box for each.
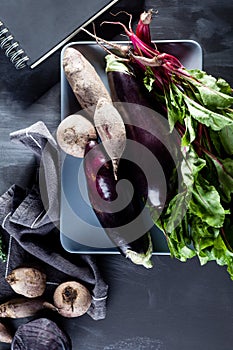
[44,281,92,318]
[56,113,97,157]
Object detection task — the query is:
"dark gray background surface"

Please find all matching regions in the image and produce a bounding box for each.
[0,0,233,349]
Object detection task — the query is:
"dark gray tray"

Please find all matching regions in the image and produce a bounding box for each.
[60,40,202,254]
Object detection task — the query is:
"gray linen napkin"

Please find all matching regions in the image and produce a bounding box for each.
[0,121,108,320]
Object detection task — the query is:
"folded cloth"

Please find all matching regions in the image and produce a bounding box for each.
[0,121,108,320]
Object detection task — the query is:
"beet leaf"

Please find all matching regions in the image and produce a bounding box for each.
[83,9,233,279]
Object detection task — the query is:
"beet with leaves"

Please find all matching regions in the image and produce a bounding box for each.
[82,9,233,279]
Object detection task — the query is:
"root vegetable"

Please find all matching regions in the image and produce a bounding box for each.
[11,318,72,350]
[0,322,12,343]
[5,267,46,298]
[0,297,45,318]
[45,281,92,318]
[94,97,126,179]
[63,46,112,115]
[56,113,97,157]
[88,10,233,279]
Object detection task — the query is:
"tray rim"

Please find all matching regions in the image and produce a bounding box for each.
[60,39,203,255]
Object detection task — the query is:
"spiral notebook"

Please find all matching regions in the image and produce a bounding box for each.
[0,0,119,69]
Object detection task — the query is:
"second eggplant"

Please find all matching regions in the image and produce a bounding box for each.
[105,54,180,218]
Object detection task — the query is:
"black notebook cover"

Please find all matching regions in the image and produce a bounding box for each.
[0,0,119,69]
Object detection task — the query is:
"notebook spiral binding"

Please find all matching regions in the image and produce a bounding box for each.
[0,21,29,69]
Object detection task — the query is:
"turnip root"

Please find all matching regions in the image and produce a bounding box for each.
[0,297,45,318]
[56,114,97,157]
[0,322,12,343]
[94,97,126,179]
[5,267,46,298]
[44,281,92,318]
[63,46,111,115]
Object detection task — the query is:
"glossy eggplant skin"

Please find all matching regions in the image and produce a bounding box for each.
[107,62,179,211]
[84,140,153,268]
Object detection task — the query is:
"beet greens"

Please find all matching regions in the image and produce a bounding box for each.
[96,9,233,279]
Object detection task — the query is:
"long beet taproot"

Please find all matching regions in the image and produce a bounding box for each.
[83,140,153,268]
[0,297,45,318]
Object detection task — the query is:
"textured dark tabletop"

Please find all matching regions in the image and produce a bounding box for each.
[0,0,233,349]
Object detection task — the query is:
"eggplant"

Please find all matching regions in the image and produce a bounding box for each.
[105,55,180,217]
[84,140,153,268]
